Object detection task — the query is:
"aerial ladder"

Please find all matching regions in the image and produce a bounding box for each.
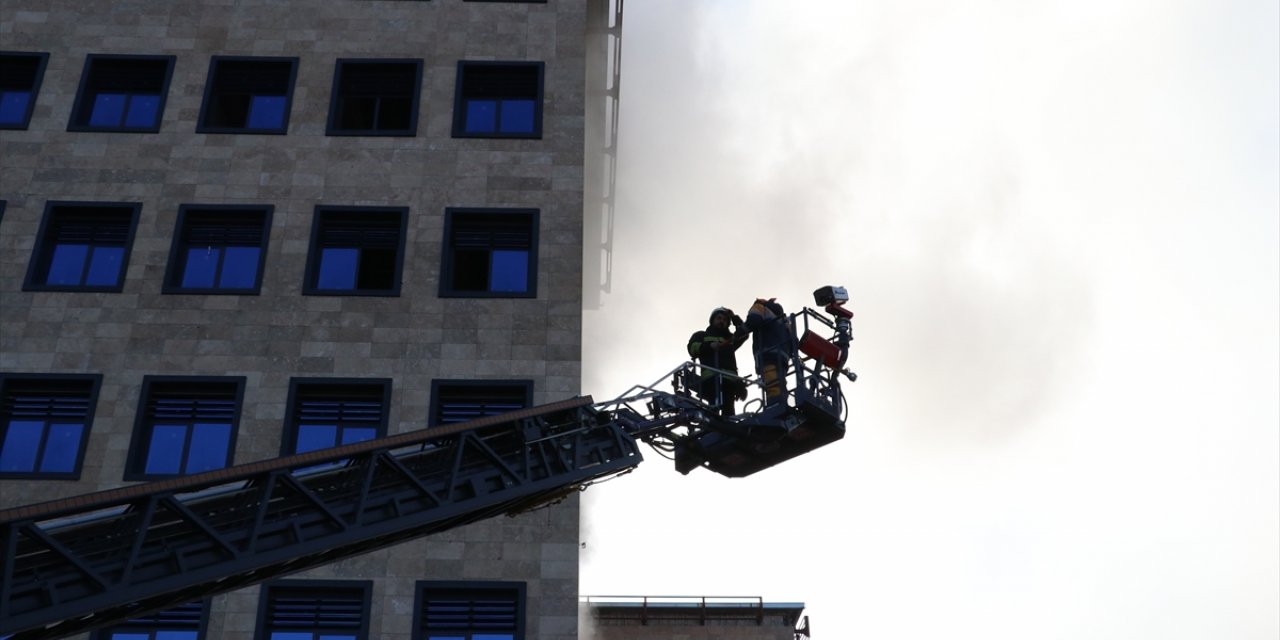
[0,286,857,640]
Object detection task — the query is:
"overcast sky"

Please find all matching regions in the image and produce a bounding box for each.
[578,1,1279,638]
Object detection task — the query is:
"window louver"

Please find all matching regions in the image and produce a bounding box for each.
[3,381,93,421]
[212,61,291,94]
[452,222,531,249]
[51,213,131,245]
[297,390,384,427]
[146,386,238,423]
[268,588,365,631]
[319,220,401,248]
[421,589,520,634]
[338,64,416,97]
[88,60,168,92]
[185,218,264,246]
[119,599,204,628]
[434,385,528,426]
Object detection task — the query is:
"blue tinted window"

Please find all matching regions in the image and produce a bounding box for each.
[220,246,261,288]
[182,246,220,288]
[248,95,287,129]
[340,427,376,445]
[132,380,240,479]
[46,243,89,285]
[124,95,161,128]
[490,249,529,293]
[475,635,515,640]
[499,99,535,134]
[31,205,136,291]
[0,420,42,472]
[454,62,541,139]
[465,99,497,133]
[186,422,230,473]
[442,210,536,298]
[271,633,314,640]
[296,424,337,453]
[155,631,199,640]
[145,425,187,475]
[318,636,357,640]
[85,246,125,286]
[1,378,96,477]
[39,423,83,473]
[90,93,127,127]
[317,247,358,289]
[74,56,172,132]
[109,634,150,640]
[0,91,31,124]
[168,209,268,293]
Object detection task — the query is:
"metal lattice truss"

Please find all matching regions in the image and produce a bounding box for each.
[0,397,642,640]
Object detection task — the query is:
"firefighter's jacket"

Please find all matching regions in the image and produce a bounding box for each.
[687,324,749,379]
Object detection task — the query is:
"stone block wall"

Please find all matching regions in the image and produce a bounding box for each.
[0,1,597,638]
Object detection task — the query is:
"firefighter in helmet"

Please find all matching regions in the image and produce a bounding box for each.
[687,307,750,416]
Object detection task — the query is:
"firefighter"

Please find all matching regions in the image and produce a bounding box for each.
[687,307,750,416]
[745,298,794,406]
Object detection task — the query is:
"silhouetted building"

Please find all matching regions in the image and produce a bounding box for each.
[582,596,808,640]
[1,1,619,638]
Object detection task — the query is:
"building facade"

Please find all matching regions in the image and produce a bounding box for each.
[1,1,612,638]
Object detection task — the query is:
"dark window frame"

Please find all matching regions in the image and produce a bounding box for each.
[162,204,273,295]
[196,55,299,135]
[452,60,544,139]
[23,200,142,293]
[280,378,392,458]
[412,580,526,640]
[68,54,176,133]
[256,579,373,640]
[326,58,423,137]
[0,373,102,480]
[90,599,211,640]
[124,375,246,481]
[0,51,50,130]
[428,380,532,427]
[303,205,408,297]
[439,208,538,299]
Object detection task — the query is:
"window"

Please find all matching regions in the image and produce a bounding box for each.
[0,374,101,479]
[452,61,544,138]
[91,600,209,640]
[413,582,525,640]
[197,56,298,134]
[439,209,538,298]
[0,51,49,129]
[429,381,531,426]
[69,54,175,132]
[125,377,244,480]
[326,59,422,136]
[163,204,272,294]
[304,206,407,296]
[257,581,372,640]
[281,379,389,456]
[24,201,141,292]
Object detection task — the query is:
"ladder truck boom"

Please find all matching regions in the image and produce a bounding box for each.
[1,288,856,640]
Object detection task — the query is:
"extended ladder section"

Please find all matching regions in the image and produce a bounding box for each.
[0,397,642,640]
[0,298,857,639]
